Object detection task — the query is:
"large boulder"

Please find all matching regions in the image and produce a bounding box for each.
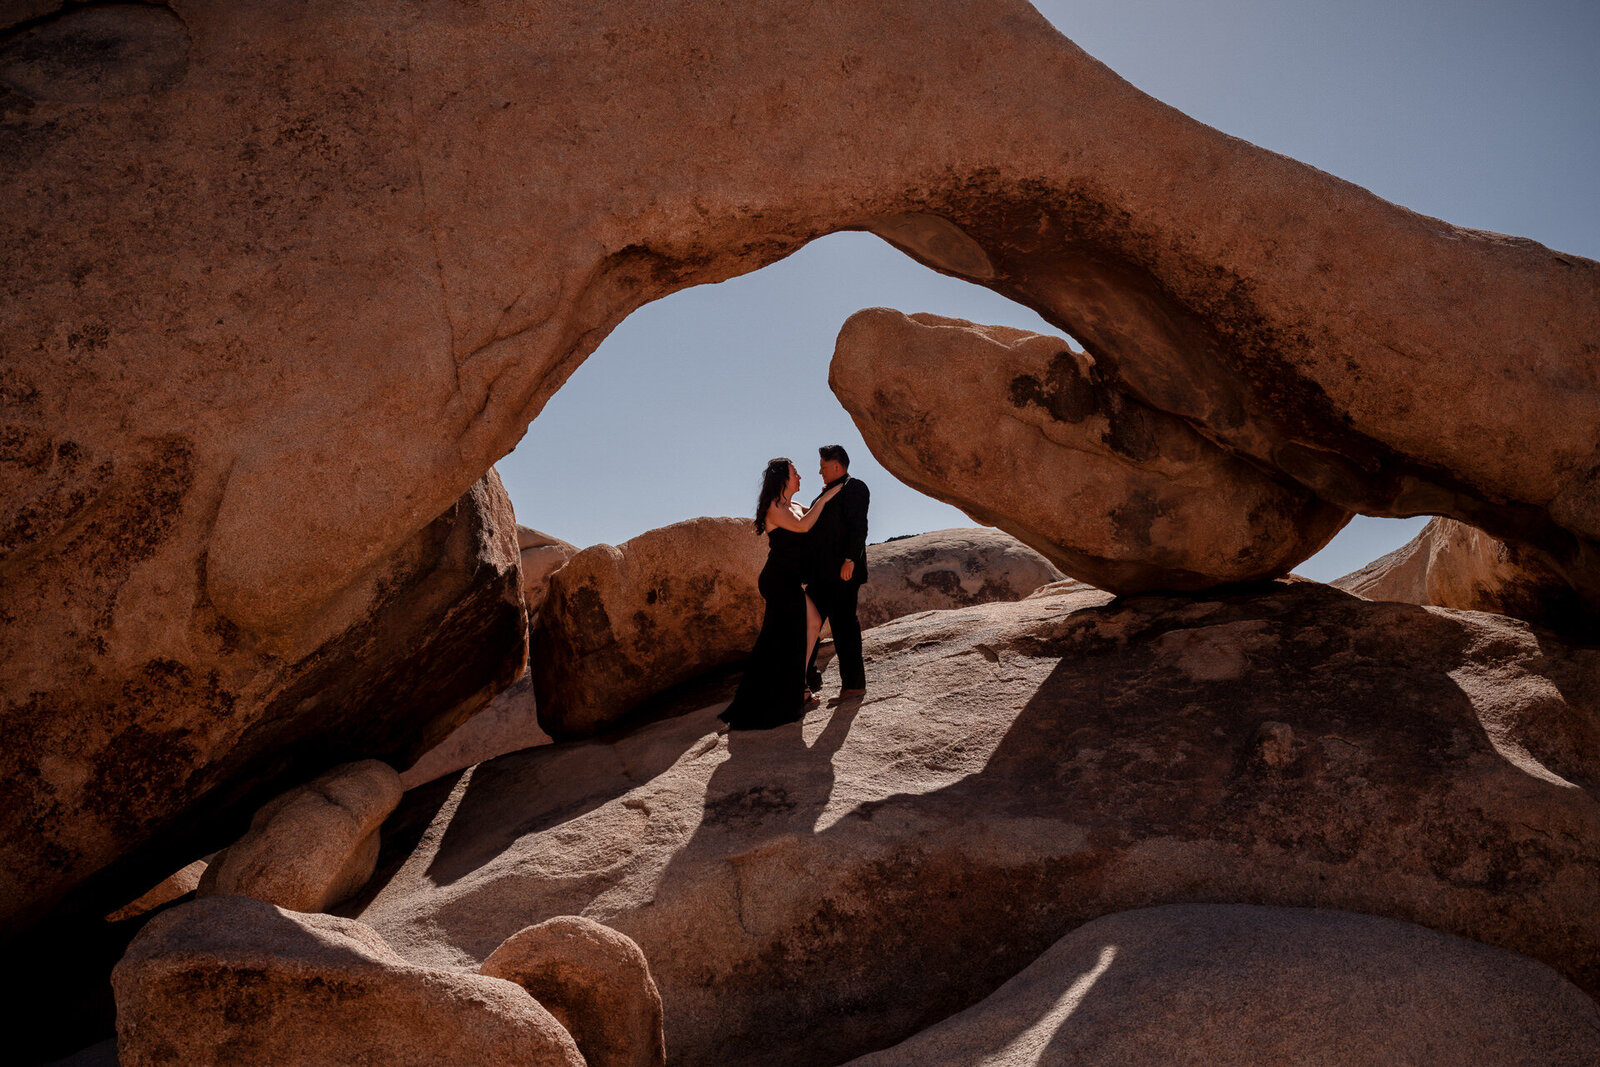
[5,0,1597,935]
[482,916,666,1067]
[1336,516,1592,636]
[532,516,767,740]
[519,526,579,620]
[859,528,1064,629]
[847,904,1600,1067]
[0,464,526,937]
[112,896,583,1066]
[401,672,552,790]
[831,310,1351,593]
[199,760,403,912]
[351,581,1600,1066]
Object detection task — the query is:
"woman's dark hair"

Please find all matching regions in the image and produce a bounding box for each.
[754,457,793,534]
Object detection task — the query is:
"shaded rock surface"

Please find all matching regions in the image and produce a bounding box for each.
[859,528,1064,629]
[519,526,579,620]
[1337,517,1592,636]
[482,915,666,1067]
[0,462,526,937]
[352,582,1600,1067]
[199,760,403,912]
[832,310,1351,593]
[113,896,583,1066]
[532,517,767,740]
[402,672,552,790]
[848,904,1600,1066]
[6,0,1598,939]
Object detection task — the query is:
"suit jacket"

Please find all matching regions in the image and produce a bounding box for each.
[807,476,869,585]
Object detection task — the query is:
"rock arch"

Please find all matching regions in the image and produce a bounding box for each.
[2,0,1596,936]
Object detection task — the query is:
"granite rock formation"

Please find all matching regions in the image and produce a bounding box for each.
[199,761,403,913]
[5,0,1597,937]
[401,672,552,790]
[519,526,579,620]
[112,896,583,1066]
[352,582,1600,1066]
[831,310,1351,593]
[532,517,767,740]
[847,904,1600,1066]
[482,916,667,1067]
[105,859,208,924]
[0,463,525,937]
[1336,517,1590,635]
[859,528,1064,628]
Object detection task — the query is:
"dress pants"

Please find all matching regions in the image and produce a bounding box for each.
[807,578,865,691]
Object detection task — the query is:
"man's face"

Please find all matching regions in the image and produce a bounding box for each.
[819,458,845,483]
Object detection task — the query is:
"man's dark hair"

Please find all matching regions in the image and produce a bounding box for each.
[818,444,850,469]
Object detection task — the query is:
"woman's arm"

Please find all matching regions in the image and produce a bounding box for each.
[765,483,842,533]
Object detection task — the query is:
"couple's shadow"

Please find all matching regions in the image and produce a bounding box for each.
[698,695,864,843]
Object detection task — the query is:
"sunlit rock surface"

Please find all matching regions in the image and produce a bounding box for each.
[532,517,766,741]
[832,310,1351,593]
[859,528,1065,628]
[1336,516,1593,636]
[199,760,403,913]
[847,904,1600,1067]
[350,582,1600,1066]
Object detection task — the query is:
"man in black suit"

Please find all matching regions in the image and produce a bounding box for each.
[805,444,869,697]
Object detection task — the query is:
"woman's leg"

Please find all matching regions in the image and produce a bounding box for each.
[804,592,822,687]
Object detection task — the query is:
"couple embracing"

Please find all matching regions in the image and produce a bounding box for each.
[719,445,869,731]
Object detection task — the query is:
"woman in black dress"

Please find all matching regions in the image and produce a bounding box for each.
[720,457,844,731]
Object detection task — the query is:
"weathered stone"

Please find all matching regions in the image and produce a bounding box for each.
[832,310,1351,593]
[105,859,208,924]
[352,582,1600,1066]
[1337,517,1592,635]
[199,761,403,913]
[1331,523,1436,604]
[532,517,767,740]
[519,526,578,620]
[5,0,1598,936]
[112,896,583,1067]
[847,904,1600,1067]
[482,916,666,1067]
[858,528,1064,629]
[401,672,552,790]
[0,464,525,937]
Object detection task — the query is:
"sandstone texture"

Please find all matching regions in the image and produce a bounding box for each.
[112,896,583,1066]
[859,528,1064,628]
[532,517,767,740]
[482,916,666,1067]
[520,526,579,620]
[352,582,1600,1066]
[199,761,403,912]
[0,459,525,936]
[5,0,1598,937]
[401,672,552,790]
[832,310,1351,593]
[1336,517,1591,636]
[848,904,1600,1067]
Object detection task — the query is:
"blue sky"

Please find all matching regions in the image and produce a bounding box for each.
[497,1,1599,581]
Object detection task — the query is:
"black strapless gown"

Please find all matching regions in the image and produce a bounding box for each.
[720,526,810,729]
